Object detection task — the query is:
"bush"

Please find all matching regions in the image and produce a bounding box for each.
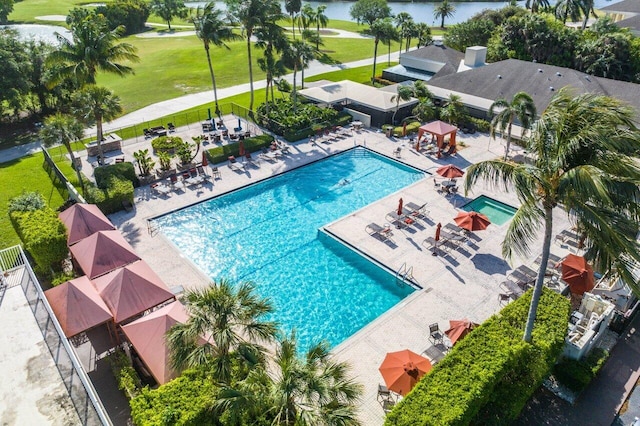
[151,136,184,154]
[51,271,76,287]
[385,288,570,426]
[10,209,68,275]
[94,162,139,188]
[108,349,142,399]
[553,348,610,392]
[392,121,421,137]
[206,134,274,164]
[130,368,219,426]
[85,177,135,215]
[468,117,491,133]
[8,191,46,213]
[96,0,150,35]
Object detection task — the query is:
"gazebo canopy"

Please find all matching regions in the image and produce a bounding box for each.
[418,120,458,154]
[69,230,140,279]
[59,203,115,246]
[44,276,112,338]
[91,260,174,323]
[121,301,188,384]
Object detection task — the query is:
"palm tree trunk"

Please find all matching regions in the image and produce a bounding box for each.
[66,144,85,193]
[292,14,296,39]
[503,119,513,161]
[96,115,104,161]
[317,22,320,50]
[406,37,410,52]
[523,206,554,342]
[371,39,379,83]
[247,34,254,113]
[441,16,445,29]
[167,20,172,31]
[265,78,270,115]
[301,67,305,90]
[388,43,391,65]
[205,45,221,117]
[293,66,298,113]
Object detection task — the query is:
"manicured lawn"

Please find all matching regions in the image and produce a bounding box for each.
[305,62,398,85]
[9,0,109,23]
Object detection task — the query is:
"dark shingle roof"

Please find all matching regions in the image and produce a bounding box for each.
[614,14,640,32]
[427,59,640,118]
[402,44,465,67]
[600,0,640,13]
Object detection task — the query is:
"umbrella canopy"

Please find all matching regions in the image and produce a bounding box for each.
[436,164,464,179]
[69,230,140,279]
[379,349,432,396]
[238,140,245,157]
[445,319,479,346]
[397,198,404,216]
[45,276,113,338]
[454,211,491,231]
[202,151,208,167]
[59,203,115,246]
[92,260,174,323]
[121,300,188,384]
[561,254,595,295]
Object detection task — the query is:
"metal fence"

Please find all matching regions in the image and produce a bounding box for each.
[41,148,86,203]
[1,246,111,426]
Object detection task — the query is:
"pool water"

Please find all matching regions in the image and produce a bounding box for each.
[153,148,421,350]
[461,195,517,226]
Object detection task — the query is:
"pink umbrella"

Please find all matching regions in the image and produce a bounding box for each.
[202,151,208,167]
[238,140,245,157]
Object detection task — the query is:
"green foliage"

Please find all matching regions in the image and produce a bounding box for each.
[157,151,174,171]
[133,149,155,176]
[96,0,151,35]
[175,140,194,165]
[108,349,142,399]
[553,348,610,392]
[468,117,491,133]
[206,135,274,164]
[0,0,14,23]
[7,191,46,213]
[51,271,76,287]
[129,368,218,426]
[385,289,570,426]
[392,121,421,137]
[94,162,139,189]
[10,209,68,275]
[151,135,184,153]
[85,177,134,215]
[444,19,496,52]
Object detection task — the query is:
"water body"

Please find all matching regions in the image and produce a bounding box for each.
[1,24,71,44]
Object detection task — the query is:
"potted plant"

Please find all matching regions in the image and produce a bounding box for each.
[133,149,156,184]
[176,141,194,170]
[156,151,175,179]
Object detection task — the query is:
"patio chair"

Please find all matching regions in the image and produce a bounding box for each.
[210,166,221,179]
[382,399,396,414]
[377,384,393,402]
[404,202,431,221]
[393,147,401,158]
[245,152,257,166]
[228,156,244,171]
[366,223,393,242]
[429,323,444,345]
[169,174,184,190]
[498,292,514,305]
[196,165,210,180]
[168,122,176,132]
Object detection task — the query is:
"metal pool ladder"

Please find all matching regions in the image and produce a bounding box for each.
[396,262,414,287]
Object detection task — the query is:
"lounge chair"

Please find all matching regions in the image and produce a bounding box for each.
[168,122,176,132]
[244,152,257,166]
[507,265,537,287]
[393,147,401,158]
[151,182,171,196]
[386,211,416,229]
[196,165,211,180]
[228,156,245,171]
[404,202,430,221]
[429,323,444,345]
[169,174,184,190]
[210,166,221,179]
[377,384,393,402]
[366,223,393,242]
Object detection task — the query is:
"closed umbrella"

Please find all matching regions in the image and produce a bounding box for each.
[397,198,404,216]
[379,349,432,396]
[237,118,242,130]
[560,254,595,295]
[238,140,245,157]
[433,223,442,256]
[402,122,407,137]
[202,151,208,167]
[454,211,491,231]
[445,319,479,346]
[436,164,464,179]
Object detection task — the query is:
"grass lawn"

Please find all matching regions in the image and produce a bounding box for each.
[305,62,398,85]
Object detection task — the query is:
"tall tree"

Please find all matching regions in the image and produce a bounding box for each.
[580,0,597,30]
[284,0,301,39]
[440,94,468,125]
[555,0,582,24]
[215,332,362,425]
[489,92,536,161]
[282,39,315,111]
[167,280,278,384]
[47,12,139,87]
[394,12,413,52]
[465,88,640,342]
[390,84,414,125]
[416,22,433,48]
[192,3,239,117]
[149,0,188,31]
[525,0,550,13]
[256,21,288,107]
[0,0,14,24]
[367,17,396,83]
[312,5,329,50]
[40,114,86,192]
[72,86,123,161]
[349,0,392,26]
[225,0,282,113]
[434,0,456,29]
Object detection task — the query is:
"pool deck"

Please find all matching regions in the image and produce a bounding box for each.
[107,126,576,425]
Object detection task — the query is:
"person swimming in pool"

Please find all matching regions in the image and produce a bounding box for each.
[339,178,350,186]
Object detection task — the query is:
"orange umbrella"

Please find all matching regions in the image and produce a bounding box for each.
[454,211,491,231]
[202,151,208,167]
[238,140,245,157]
[397,198,404,216]
[379,349,432,396]
[561,254,595,295]
[402,122,407,137]
[445,319,479,346]
[436,164,464,178]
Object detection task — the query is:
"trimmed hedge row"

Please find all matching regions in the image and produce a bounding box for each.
[205,134,274,164]
[385,288,570,426]
[392,121,421,137]
[85,177,135,215]
[283,113,352,142]
[151,136,183,154]
[129,368,218,426]
[553,347,610,392]
[94,162,139,189]
[10,209,68,274]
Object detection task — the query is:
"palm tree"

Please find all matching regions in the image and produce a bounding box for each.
[465,88,640,342]
[440,94,468,125]
[40,114,85,192]
[525,0,550,13]
[391,84,414,125]
[225,0,282,113]
[72,86,122,161]
[434,0,456,29]
[416,23,432,48]
[47,13,139,87]
[255,22,288,108]
[282,39,315,111]
[312,5,329,50]
[284,0,301,39]
[580,0,598,30]
[215,332,362,425]
[192,3,239,118]
[394,12,413,52]
[150,0,188,31]
[167,280,278,384]
[489,92,537,161]
[299,3,314,36]
[555,0,582,23]
[368,17,396,83]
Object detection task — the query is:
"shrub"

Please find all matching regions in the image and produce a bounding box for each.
[392,121,421,137]
[96,0,150,35]
[108,349,142,399]
[85,177,134,215]
[10,209,68,275]
[385,288,570,426]
[553,348,610,392]
[94,162,140,188]
[8,191,46,213]
[206,134,274,164]
[469,117,491,133]
[151,136,183,153]
[130,367,218,426]
[51,271,76,287]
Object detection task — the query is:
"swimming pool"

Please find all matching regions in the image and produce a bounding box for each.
[461,195,517,226]
[153,148,421,350]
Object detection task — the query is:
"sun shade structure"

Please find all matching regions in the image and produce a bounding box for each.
[379,349,432,396]
[417,120,458,152]
[69,230,140,279]
[445,319,479,346]
[45,276,112,338]
[58,203,115,246]
[92,260,174,324]
[454,211,491,231]
[436,164,464,179]
[561,254,595,295]
[121,300,188,385]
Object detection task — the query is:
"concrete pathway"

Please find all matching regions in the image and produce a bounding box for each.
[0,141,42,163]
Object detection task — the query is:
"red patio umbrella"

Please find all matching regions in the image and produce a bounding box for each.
[402,122,407,137]
[379,349,432,396]
[454,211,491,231]
[238,140,245,157]
[445,319,479,346]
[432,223,442,256]
[202,151,208,167]
[560,254,595,295]
[397,198,404,216]
[436,164,464,179]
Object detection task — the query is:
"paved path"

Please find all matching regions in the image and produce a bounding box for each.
[0,141,41,163]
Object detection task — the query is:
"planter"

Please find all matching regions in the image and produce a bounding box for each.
[138,175,155,186]
[177,163,196,172]
[156,168,176,179]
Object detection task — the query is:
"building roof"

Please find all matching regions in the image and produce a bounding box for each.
[58,203,115,246]
[427,59,640,119]
[402,45,464,74]
[69,230,141,279]
[298,80,418,112]
[600,0,640,13]
[613,14,640,32]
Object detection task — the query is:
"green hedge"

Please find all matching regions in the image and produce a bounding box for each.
[385,288,570,426]
[469,117,491,133]
[283,113,353,142]
[85,177,135,215]
[94,162,140,188]
[151,136,183,154]
[10,209,68,274]
[130,368,219,426]
[553,348,610,392]
[109,349,142,400]
[392,121,421,137]
[205,134,274,164]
